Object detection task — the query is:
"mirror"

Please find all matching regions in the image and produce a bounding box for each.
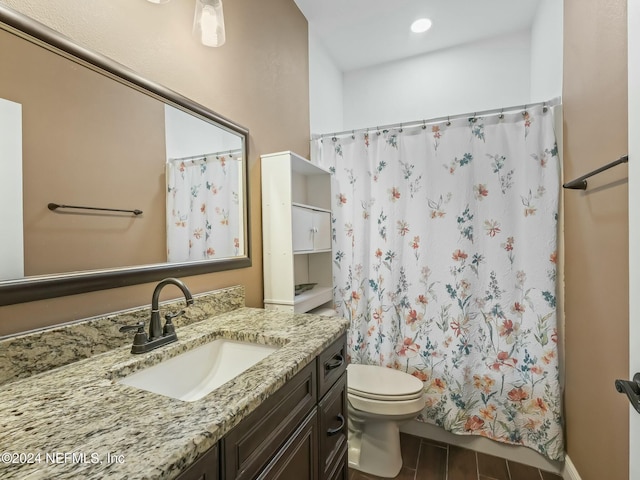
[0,5,250,306]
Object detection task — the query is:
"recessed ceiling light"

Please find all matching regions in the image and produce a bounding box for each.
[411,18,432,33]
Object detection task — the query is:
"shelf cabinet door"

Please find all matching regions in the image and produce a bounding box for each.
[293,206,331,253]
[312,210,331,251]
[293,206,315,252]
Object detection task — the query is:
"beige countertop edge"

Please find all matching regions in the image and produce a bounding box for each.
[0,307,349,480]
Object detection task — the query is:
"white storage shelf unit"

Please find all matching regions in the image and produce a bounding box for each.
[261,151,333,313]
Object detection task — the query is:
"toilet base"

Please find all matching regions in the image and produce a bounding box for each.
[348,413,404,478]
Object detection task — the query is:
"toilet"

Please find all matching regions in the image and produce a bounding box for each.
[347,363,425,478]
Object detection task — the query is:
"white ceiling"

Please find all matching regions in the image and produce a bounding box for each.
[293,0,542,72]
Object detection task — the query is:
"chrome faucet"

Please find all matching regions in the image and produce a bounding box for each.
[119,278,194,354]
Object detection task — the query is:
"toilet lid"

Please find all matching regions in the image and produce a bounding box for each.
[347,364,424,401]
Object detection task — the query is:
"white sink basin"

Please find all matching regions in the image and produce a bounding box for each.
[118,339,280,402]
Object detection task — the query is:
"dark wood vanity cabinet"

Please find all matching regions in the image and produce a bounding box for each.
[174,444,219,480]
[222,360,318,479]
[317,337,348,480]
[318,374,348,480]
[175,333,347,480]
[257,409,319,480]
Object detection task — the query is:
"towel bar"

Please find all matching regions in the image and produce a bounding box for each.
[48,202,143,215]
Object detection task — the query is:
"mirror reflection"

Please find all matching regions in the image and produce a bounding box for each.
[165,106,244,263]
[0,12,248,297]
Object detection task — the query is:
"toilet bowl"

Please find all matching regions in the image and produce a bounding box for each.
[347,364,425,478]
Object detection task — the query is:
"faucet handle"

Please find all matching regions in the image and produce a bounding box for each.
[119,321,145,333]
[164,310,186,323]
[119,322,148,349]
[163,310,185,336]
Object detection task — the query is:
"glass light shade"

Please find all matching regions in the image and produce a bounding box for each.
[193,0,226,47]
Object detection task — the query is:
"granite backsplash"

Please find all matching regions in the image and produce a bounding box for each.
[0,285,244,386]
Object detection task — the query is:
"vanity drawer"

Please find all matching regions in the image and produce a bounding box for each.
[318,372,348,480]
[222,360,317,480]
[317,334,347,398]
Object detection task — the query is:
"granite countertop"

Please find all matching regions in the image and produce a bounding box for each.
[0,307,348,479]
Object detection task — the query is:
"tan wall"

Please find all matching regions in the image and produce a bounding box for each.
[563,0,629,478]
[1,28,167,275]
[0,0,310,336]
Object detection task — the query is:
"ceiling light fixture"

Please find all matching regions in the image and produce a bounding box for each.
[193,0,226,47]
[147,0,171,4]
[410,18,432,34]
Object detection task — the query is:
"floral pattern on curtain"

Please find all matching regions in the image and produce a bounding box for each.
[166,154,240,262]
[314,105,563,460]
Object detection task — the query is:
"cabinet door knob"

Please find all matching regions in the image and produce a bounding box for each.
[327,413,345,436]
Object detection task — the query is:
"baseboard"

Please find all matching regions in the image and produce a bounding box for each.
[563,455,582,480]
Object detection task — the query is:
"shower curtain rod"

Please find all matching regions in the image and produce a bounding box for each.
[311,97,561,141]
[168,148,243,163]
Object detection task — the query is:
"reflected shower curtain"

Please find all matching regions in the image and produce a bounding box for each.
[314,104,563,460]
[166,154,240,262]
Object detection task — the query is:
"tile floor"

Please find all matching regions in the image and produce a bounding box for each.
[348,433,564,480]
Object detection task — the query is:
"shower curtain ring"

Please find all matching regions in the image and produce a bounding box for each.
[446,116,451,126]
[422,120,427,130]
[352,130,355,139]
[399,123,403,133]
[332,134,337,142]
[498,109,504,120]
[543,102,548,113]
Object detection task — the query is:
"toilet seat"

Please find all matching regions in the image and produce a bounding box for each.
[347,364,424,401]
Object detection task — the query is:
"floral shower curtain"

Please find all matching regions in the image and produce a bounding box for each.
[166,153,241,262]
[314,104,563,460]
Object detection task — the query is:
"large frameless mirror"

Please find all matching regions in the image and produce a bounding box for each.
[0,5,250,306]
